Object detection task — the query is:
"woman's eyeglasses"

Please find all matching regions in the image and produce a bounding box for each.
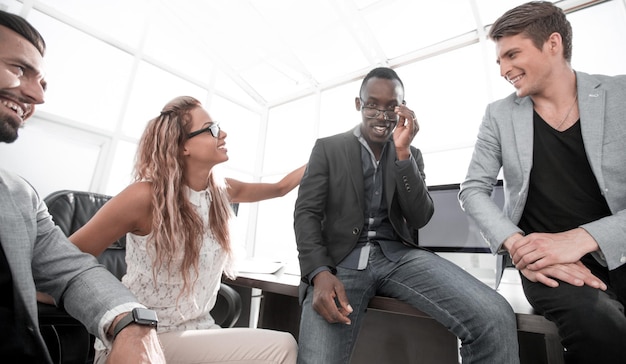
[188,123,220,139]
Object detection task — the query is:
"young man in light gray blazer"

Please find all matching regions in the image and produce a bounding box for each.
[460,2,626,363]
[0,10,164,363]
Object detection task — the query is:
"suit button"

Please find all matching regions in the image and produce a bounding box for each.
[620,255,626,264]
[352,228,359,235]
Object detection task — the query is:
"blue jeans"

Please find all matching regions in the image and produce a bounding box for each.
[297,245,519,364]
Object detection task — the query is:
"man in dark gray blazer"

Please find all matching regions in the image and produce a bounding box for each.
[460,2,626,363]
[294,67,519,364]
[0,10,164,363]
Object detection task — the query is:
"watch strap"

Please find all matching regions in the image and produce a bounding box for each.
[112,311,136,340]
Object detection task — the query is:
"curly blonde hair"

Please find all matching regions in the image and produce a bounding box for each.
[133,96,233,296]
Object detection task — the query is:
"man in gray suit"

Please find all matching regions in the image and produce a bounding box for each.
[294,67,519,364]
[0,10,165,363]
[459,2,626,363]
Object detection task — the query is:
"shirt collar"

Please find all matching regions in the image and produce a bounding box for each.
[353,125,389,165]
[186,185,212,207]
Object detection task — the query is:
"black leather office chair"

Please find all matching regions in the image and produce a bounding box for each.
[39,190,242,364]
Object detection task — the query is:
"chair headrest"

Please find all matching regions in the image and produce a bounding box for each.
[44,190,126,249]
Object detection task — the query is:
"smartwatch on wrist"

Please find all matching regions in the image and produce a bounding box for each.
[112,307,158,340]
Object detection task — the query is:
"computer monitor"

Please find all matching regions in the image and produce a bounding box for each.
[418,181,504,253]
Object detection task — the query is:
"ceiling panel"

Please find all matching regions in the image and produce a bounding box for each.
[35,0,150,48]
[360,0,477,58]
[11,0,614,109]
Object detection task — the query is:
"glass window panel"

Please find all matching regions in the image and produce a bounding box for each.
[0,118,102,198]
[221,169,254,255]
[264,96,317,175]
[253,185,299,262]
[215,71,260,109]
[397,44,491,185]
[401,43,489,150]
[105,140,138,196]
[231,202,253,257]
[209,95,261,174]
[568,1,626,75]
[122,61,209,138]
[319,80,362,138]
[252,96,315,261]
[26,10,135,131]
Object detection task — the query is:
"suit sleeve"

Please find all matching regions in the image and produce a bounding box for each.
[459,102,524,253]
[392,147,434,231]
[294,138,335,279]
[27,185,140,340]
[579,75,626,269]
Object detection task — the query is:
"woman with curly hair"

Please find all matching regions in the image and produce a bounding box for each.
[71,96,301,363]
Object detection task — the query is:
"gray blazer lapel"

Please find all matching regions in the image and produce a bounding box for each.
[576,72,606,188]
[344,132,364,208]
[384,141,397,206]
[0,179,38,324]
[0,180,32,270]
[512,96,535,180]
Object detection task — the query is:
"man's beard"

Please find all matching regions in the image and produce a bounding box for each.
[0,116,20,143]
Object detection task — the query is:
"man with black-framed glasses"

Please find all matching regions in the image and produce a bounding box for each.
[294,67,519,363]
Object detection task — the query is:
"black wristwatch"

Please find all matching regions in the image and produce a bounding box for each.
[112,308,158,339]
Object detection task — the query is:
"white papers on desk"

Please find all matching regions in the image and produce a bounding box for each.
[236,259,285,274]
[282,260,301,276]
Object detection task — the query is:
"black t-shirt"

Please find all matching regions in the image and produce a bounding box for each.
[518,111,611,234]
[0,244,43,362]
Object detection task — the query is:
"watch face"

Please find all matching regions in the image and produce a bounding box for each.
[133,308,158,326]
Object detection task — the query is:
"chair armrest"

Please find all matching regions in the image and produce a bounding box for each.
[214,283,242,328]
[38,302,91,364]
[38,302,83,326]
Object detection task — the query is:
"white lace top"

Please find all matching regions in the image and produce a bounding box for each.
[121,186,229,333]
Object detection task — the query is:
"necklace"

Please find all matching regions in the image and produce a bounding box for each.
[555,94,578,130]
